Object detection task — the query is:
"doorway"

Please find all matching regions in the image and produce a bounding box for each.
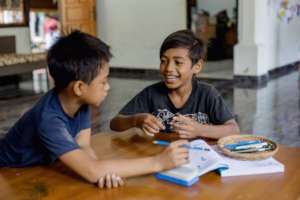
[187,0,238,80]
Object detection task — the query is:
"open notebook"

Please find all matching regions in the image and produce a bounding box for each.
[156,139,284,186]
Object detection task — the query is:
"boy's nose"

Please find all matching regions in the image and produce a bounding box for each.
[165,62,175,71]
[105,83,110,91]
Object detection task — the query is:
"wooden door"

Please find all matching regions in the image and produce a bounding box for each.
[59,0,97,36]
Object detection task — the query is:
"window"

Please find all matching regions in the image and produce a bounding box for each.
[0,0,28,26]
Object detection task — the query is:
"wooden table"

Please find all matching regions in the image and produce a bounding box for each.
[0,129,299,200]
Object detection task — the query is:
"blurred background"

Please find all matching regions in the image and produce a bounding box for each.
[0,0,300,147]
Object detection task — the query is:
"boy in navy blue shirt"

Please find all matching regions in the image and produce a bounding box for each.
[110,30,240,139]
[0,31,189,189]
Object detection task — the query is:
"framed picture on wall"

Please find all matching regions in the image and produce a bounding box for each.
[0,0,28,27]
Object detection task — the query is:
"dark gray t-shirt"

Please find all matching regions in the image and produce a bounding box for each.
[119,79,233,132]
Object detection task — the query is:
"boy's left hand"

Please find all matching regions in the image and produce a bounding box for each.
[171,114,205,138]
[97,173,124,189]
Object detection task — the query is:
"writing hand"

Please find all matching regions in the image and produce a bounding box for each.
[155,140,189,170]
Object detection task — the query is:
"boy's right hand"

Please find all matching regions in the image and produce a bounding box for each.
[135,113,165,137]
[154,140,189,171]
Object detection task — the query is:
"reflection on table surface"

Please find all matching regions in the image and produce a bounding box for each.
[0,129,299,200]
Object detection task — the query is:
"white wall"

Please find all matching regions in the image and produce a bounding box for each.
[0,27,31,54]
[234,0,263,76]
[277,17,300,67]
[256,0,278,73]
[96,0,186,70]
[196,0,236,18]
[234,0,300,77]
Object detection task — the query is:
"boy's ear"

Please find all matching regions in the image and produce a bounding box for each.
[72,80,87,96]
[192,59,203,74]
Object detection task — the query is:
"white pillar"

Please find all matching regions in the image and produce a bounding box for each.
[234,0,278,77]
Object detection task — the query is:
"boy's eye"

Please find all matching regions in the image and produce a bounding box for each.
[175,61,183,65]
[160,59,167,64]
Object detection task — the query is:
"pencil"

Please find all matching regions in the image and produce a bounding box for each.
[153,140,210,151]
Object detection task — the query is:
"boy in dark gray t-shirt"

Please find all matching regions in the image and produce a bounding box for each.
[110,30,240,139]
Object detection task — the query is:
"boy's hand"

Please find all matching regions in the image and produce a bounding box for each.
[171,114,205,138]
[155,140,189,170]
[135,113,165,137]
[97,173,124,189]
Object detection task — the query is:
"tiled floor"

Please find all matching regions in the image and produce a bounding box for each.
[0,69,299,148]
[197,59,233,80]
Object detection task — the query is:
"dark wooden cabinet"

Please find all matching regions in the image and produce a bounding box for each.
[29,0,57,9]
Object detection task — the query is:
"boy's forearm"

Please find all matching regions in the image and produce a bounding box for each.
[199,120,240,139]
[110,114,138,131]
[60,149,162,184]
[94,156,162,179]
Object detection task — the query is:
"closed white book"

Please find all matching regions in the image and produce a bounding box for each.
[213,146,285,177]
[155,166,199,186]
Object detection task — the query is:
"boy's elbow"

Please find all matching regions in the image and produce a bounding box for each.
[60,150,102,184]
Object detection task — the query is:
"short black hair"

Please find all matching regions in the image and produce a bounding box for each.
[47,30,112,91]
[160,30,206,66]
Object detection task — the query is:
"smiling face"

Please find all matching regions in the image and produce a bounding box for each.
[160,48,201,91]
[81,62,110,107]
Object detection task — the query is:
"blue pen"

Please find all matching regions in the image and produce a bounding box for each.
[153,140,210,151]
[223,140,261,148]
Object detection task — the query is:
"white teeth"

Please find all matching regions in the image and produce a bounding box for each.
[166,75,177,80]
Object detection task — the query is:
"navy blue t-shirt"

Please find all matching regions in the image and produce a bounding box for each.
[0,89,90,167]
[119,79,233,132]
